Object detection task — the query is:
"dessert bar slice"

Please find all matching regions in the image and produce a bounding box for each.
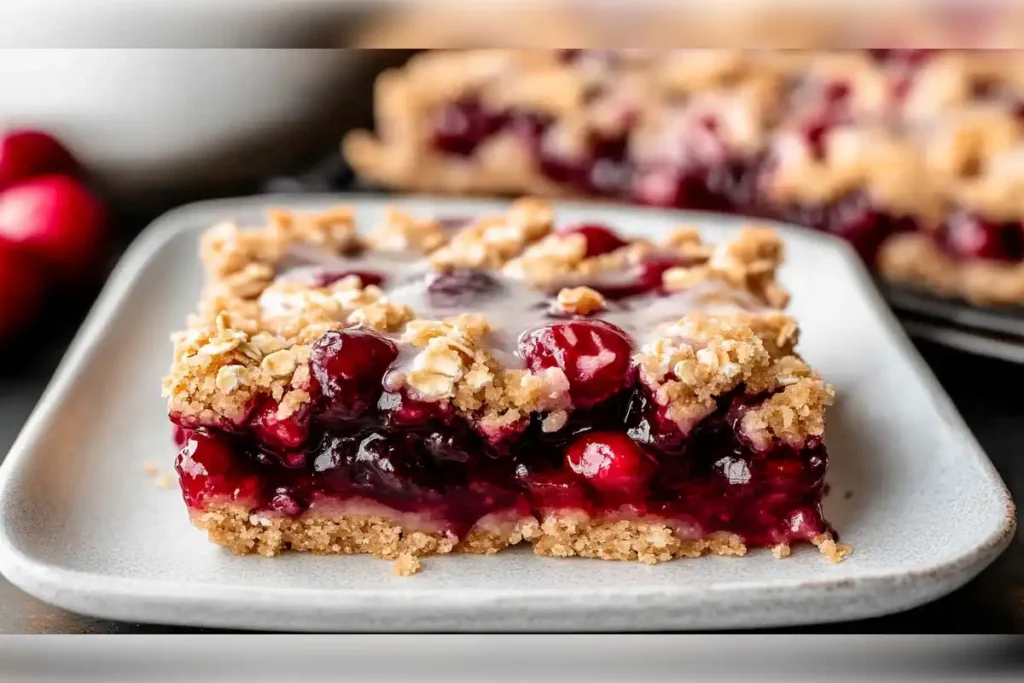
[164,198,849,571]
[345,49,1024,306]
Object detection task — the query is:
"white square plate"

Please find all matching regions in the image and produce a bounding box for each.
[0,195,1014,631]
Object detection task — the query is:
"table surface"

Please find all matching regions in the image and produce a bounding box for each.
[0,230,1021,633]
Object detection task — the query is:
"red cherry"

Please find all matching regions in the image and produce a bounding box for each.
[942,212,1022,261]
[432,98,503,157]
[0,130,78,191]
[310,328,398,423]
[0,242,46,342]
[0,175,107,278]
[174,429,238,507]
[519,320,633,408]
[249,397,313,451]
[565,431,654,494]
[313,269,385,288]
[559,223,629,257]
[591,254,684,299]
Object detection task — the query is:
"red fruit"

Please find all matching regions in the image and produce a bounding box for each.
[942,212,1022,261]
[171,425,191,447]
[0,242,45,342]
[518,320,633,408]
[431,98,502,157]
[174,429,242,507]
[249,397,313,451]
[592,254,684,299]
[313,270,385,288]
[0,175,107,278]
[0,130,78,191]
[565,431,654,494]
[559,223,628,257]
[310,329,398,422]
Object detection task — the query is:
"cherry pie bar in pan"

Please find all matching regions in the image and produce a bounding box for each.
[164,198,849,574]
[345,49,1024,307]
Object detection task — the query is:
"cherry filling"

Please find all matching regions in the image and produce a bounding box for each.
[558,223,629,257]
[176,380,830,546]
[174,239,832,547]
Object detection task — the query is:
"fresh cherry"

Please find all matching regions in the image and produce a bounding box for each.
[0,175,107,279]
[565,431,655,494]
[518,320,633,408]
[0,130,78,191]
[558,223,628,257]
[0,242,45,342]
[310,328,398,423]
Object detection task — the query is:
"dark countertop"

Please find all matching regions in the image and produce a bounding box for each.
[0,191,1020,632]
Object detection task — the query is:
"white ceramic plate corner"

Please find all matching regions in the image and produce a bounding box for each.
[0,195,1015,631]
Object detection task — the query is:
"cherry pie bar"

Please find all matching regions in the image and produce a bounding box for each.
[345,49,1024,307]
[163,198,849,573]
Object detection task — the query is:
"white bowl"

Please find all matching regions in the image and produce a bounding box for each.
[0,47,375,196]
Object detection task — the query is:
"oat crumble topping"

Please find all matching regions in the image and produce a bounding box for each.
[164,200,828,448]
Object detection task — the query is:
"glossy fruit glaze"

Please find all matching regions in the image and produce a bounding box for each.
[172,220,832,547]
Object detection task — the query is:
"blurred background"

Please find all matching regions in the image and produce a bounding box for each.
[0,1,1023,633]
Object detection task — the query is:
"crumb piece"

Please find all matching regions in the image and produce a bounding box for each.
[430,197,553,270]
[813,534,852,564]
[739,376,835,450]
[367,208,448,253]
[143,461,159,476]
[155,474,174,489]
[555,286,606,315]
[663,226,789,308]
[393,553,422,576]
[771,543,791,559]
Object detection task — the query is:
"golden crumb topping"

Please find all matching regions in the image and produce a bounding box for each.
[165,198,827,447]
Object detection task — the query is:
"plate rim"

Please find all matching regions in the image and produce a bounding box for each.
[0,194,1016,630]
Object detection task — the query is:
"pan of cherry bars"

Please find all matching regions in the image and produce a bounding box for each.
[0,196,1012,631]
[344,49,1024,359]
